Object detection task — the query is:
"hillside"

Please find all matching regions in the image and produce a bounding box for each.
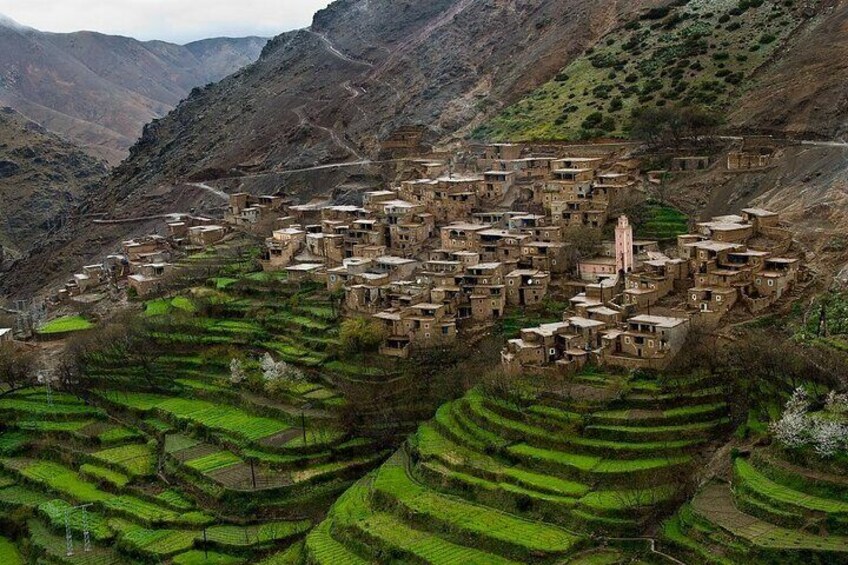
[0,16,265,162]
[305,371,841,564]
[0,0,667,298]
[477,0,846,142]
[0,107,106,261]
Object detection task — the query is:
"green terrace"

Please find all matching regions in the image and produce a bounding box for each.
[36,315,94,335]
[306,370,732,563]
[662,446,848,563]
[0,385,363,563]
[636,202,690,241]
[136,271,386,382]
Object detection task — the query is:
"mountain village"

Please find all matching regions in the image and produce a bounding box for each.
[14,137,802,377]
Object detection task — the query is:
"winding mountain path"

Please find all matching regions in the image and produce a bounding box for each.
[308,29,373,67]
[188,182,229,200]
[293,106,363,160]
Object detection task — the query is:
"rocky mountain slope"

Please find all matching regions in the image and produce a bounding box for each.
[478,0,847,141]
[0,0,667,297]
[729,0,848,139]
[4,0,848,299]
[0,107,106,262]
[101,0,666,195]
[0,15,266,163]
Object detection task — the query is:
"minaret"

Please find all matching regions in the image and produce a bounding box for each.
[615,215,634,273]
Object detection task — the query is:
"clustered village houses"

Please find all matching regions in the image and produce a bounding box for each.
[25,137,800,373]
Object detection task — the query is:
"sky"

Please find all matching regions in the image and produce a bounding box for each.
[0,0,333,44]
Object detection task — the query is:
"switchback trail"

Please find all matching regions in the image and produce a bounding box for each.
[308,29,373,68]
[188,182,229,200]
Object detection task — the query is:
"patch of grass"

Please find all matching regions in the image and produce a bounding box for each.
[185,451,242,474]
[37,315,93,334]
[0,537,22,565]
[92,443,156,477]
[173,550,245,565]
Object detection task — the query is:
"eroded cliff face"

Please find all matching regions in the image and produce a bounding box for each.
[0,108,106,260]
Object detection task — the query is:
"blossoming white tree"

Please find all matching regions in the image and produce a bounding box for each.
[771,387,848,458]
[261,353,305,384]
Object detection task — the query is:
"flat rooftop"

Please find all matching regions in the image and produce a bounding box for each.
[628,315,688,328]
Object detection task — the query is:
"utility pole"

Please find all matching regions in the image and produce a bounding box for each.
[65,503,94,556]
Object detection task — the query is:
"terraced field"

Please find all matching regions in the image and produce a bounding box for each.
[307,371,732,562]
[0,263,393,563]
[662,447,848,564]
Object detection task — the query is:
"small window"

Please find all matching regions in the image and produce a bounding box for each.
[509,280,514,286]
[549,348,556,356]
[649,340,654,348]
[768,279,774,287]
[425,333,431,339]
[624,337,631,344]
[716,295,722,302]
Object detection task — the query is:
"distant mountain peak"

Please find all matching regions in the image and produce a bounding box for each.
[0,14,32,31]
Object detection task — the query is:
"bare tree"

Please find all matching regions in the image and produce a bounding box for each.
[0,342,37,396]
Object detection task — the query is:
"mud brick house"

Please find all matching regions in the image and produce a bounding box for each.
[439,223,491,252]
[375,302,458,358]
[128,262,174,298]
[345,219,386,253]
[0,328,12,343]
[541,168,596,208]
[477,228,529,264]
[284,263,324,283]
[552,157,603,170]
[398,177,480,223]
[552,199,608,229]
[288,200,332,224]
[741,208,781,234]
[478,143,523,167]
[166,215,217,244]
[261,227,306,270]
[623,257,688,308]
[187,225,227,248]
[727,137,778,170]
[501,316,608,376]
[224,192,286,226]
[326,256,419,292]
[380,126,430,158]
[678,209,799,321]
[602,315,690,370]
[461,262,507,322]
[728,151,771,170]
[505,269,550,306]
[519,241,571,274]
[122,236,170,265]
[362,190,399,207]
[481,170,516,201]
